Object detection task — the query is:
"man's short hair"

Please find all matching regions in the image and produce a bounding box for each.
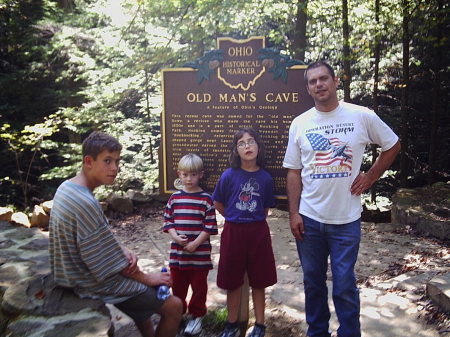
[82,131,122,159]
[304,61,336,83]
[178,153,204,172]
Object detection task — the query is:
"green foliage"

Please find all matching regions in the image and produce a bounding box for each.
[0,0,448,208]
[0,115,61,207]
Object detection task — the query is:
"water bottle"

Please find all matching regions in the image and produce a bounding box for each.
[156,267,171,300]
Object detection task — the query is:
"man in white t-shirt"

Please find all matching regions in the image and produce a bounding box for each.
[283,61,400,337]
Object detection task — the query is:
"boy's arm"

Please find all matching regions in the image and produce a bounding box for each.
[184,231,210,253]
[121,245,139,274]
[167,228,188,246]
[121,267,172,287]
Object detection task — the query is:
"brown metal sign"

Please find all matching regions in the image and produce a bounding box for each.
[160,36,314,198]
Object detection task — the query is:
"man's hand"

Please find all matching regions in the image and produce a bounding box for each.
[351,141,401,195]
[289,213,305,241]
[350,171,375,195]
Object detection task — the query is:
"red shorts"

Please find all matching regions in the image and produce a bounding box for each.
[217,220,277,290]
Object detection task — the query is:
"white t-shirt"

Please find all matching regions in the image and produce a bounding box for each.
[283,102,399,224]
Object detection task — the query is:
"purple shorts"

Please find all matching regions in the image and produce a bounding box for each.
[217,220,277,290]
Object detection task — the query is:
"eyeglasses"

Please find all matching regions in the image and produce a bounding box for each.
[237,139,257,149]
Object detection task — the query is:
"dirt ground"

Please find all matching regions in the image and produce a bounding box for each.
[109,206,450,337]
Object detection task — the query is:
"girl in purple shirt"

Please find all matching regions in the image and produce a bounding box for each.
[213,127,277,337]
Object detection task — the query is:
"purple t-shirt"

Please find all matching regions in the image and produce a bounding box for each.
[212,167,275,223]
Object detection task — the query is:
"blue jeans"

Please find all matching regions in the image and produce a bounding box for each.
[296,215,361,337]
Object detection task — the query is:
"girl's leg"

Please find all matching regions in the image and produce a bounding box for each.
[226,286,242,323]
[251,287,265,324]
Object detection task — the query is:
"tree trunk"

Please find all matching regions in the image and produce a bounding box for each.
[370,0,381,203]
[56,0,75,11]
[292,0,308,62]
[400,0,410,186]
[342,0,351,102]
[427,0,442,185]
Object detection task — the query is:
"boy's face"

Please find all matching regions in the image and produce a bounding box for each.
[85,150,121,187]
[177,170,203,192]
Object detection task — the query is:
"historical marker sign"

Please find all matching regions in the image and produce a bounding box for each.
[160,36,314,198]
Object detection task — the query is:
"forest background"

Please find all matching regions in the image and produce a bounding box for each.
[0,0,449,211]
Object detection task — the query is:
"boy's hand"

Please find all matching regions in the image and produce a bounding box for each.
[150,270,172,287]
[176,234,188,247]
[184,241,199,253]
[122,246,139,274]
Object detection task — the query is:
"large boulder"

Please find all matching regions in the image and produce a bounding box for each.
[2,274,113,337]
[10,212,31,228]
[391,183,450,240]
[30,205,49,228]
[106,193,134,214]
[0,208,13,222]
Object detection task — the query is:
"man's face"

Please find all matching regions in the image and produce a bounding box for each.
[305,65,339,105]
[86,150,121,186]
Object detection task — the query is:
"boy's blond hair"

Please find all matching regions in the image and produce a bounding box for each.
[178,153,204,172]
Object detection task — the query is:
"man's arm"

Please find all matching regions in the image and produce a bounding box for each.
[351,140,401,195]
[286,168,304,241]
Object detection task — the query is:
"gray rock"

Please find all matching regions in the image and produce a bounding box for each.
[427,272,450,313]
[392,185,450,240]
[0,208,13,222]
[0,221,16,231]
[4,227,37,241]
[1,274,113,337]
[107,193,134,214]
[126,189,151,203]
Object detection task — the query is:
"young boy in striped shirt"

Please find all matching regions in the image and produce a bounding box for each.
[49,131,182,337]
[163,153,218,336]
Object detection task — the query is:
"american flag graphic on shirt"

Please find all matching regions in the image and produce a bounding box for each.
[306,133,353,179]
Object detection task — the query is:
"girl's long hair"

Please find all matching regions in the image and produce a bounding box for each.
[229,127,266,169]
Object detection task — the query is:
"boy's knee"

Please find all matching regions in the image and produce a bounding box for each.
[161,295,183,318]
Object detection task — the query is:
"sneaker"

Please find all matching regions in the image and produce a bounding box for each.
[184,316,202,335]
[220,322,241,337]
[246,323,266,337]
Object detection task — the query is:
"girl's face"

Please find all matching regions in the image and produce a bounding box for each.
[236,132,259,163]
